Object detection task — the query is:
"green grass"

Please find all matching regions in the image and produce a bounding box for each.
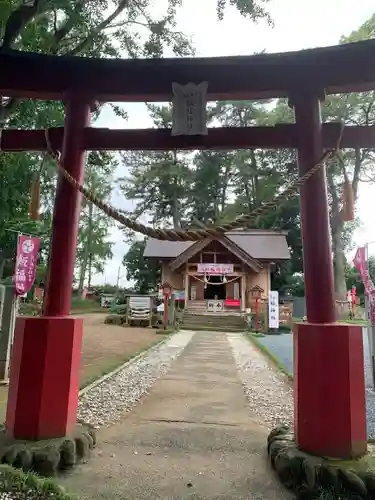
[79,335,169,389]
[246,332,294,382]
[70,308,106,315]
[0,464,76,499]
[293,316,368,326]
[70,298,104,314]
[338,318,368,325]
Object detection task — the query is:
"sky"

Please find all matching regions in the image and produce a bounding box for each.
[92,0,375,286]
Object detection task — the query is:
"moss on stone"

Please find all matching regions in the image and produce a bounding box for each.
[267,424,375,499]
[0,421,96,477]
[0,464,75,499]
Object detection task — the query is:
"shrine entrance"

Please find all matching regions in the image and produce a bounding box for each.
[1,39,374,460]
[204,276,226,301]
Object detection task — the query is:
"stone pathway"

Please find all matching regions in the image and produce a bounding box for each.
[60,331,292,500]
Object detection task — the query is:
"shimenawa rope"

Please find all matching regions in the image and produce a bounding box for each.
[43,125,344,242]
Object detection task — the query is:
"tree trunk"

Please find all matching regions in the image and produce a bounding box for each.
[0,251,4,280]
[332,221,347,299]
[326,167,347,305]
[77,201,94,294]
[87,202,94,289]
[88,251,93,290]
[332,218,348,320]
[172,202,180,228]
[77,260,87,295]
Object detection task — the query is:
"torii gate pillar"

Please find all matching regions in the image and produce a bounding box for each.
[291,92,367,458]
[5,93,91,440]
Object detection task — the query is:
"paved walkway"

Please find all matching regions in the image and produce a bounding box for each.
[61,331,292,499]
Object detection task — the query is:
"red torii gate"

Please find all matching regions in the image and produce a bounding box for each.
[1,39,374,458]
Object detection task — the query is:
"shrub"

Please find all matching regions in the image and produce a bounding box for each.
[71,297,100,310]
[104,314,122,325]
[18,301,41,317]
[109,305,127,315]
[0,464,74,498]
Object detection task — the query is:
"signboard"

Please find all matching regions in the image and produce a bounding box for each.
[197,263,234,275]
[101,295,114,308]
[172,82,208,136]
[207,299,224,312]
[268,291,279,329]
[173,290,185,301]
[13,235,40,296]
[129,296,151,310]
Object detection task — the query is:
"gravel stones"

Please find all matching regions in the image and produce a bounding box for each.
[226,333,293,429]
[77,331,195,429]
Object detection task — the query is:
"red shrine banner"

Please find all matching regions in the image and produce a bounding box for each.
[13,235,40,296]
[353,246,375,324]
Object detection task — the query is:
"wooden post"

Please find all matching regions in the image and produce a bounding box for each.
[184,269,189,310]
[163,293,169,330]
[170,295,176,329]
[240,274,246,311]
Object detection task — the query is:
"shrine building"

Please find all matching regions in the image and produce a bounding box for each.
[144,229,290,312]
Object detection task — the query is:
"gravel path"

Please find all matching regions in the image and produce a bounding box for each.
[77,330,195,428]
[226,332,293,429]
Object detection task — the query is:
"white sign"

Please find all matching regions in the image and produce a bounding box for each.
[171,82,208,136]
[268,291,279,329]
[206,300,224,312]
[197,263,234,275]
[129,296,151,310]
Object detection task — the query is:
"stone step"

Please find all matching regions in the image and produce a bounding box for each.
[183,315,244,323]
[182,325,245,332]
[182,313,246,331]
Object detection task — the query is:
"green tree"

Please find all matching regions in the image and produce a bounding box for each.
[123,238,160,294]
[76,152,117,292]
[188,151,233,224]
[119,105,192,230]
[0,0,273,286]
[211,100,303,279]
[320,15,375,299]
[0,0,197,265]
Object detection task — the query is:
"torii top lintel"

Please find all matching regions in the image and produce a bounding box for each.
[1,39,375,101]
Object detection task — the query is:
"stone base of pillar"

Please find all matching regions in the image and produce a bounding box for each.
[294,322,367,458]
[6,316,83,440]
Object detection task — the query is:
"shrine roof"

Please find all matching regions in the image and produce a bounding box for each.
[143,230,290,262]
[1,39,375,100]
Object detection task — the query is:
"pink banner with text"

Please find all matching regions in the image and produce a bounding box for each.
[13,235,40,296]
